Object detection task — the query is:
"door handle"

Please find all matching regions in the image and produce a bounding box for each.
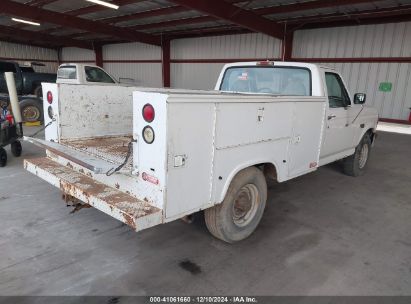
[328,114,337,120]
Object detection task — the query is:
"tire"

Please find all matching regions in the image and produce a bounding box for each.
[0,148,7,167]
[204,167,267,243]
[343,134,372,177]
[11,140,22,157]
[34,86,43,98]
[20,99,43,123]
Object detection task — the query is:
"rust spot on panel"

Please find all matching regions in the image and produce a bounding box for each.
[115,183,120,189]
[27,157,160,230]
[66,162,73,169]
[79,168,85,174]
[123,213,136,230]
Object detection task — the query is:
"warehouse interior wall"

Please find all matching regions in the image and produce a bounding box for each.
[293,22,411,121]
[0,40,58,73]
[170,33,282,90]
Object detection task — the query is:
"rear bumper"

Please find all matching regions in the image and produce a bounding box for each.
[24,157,162,232]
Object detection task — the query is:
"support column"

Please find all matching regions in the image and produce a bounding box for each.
[95,45,103,68]
[162,39,171,88]
[282,30,294,61]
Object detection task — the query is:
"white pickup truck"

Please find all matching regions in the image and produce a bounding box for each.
[24,61,378,243]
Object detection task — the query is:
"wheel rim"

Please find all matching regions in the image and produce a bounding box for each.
[232,184,259,227]
[359,144,369,169]
[22,106,40,122]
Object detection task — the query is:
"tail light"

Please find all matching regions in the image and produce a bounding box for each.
[47,91,53,104]
[142,103,155,122]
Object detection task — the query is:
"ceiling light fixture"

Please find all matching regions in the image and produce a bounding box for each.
[86,0,119,9]
[11,18,40,26]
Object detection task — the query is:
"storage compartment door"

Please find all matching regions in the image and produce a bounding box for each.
[288,102,326,178]
[165,103,215,220]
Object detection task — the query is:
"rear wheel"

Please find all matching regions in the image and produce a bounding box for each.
[343,134,372,177]
[11,140,22,157]
[0,148,7,167]
[20,99,43,123]
[205,167,267,243]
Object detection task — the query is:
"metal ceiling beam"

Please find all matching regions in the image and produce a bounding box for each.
[0,0,161,46]
[168,0,284,39]
[286,5,411,29]
[65,0,143,16]
[24,0,58,7]
[255,0,386,15]
[0,24,93,49]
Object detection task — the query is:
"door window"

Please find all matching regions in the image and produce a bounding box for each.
[325,73,351,108]
[85,66,115,83]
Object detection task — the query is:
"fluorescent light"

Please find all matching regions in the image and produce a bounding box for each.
[11,18,40,26]
[86,0,119,9]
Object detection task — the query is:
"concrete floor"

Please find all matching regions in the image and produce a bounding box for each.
[0,127,410,296]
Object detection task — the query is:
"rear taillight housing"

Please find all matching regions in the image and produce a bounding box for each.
[142,103,155,122]
[47,91,53,104]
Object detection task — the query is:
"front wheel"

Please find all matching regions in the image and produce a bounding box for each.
[343,134,372,177]
[204,167,267,243]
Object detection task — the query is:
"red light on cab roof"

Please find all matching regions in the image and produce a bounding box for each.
[257,61,274,66]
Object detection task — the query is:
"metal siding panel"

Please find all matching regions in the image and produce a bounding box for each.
[171,33,282,59]
[103,42,161,60]
[294,21,411,59]
[61,47,95,61]
[104,62,162,88]
[171,63,224,90]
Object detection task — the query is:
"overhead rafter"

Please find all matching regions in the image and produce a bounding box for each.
[256,0,387,15]
[65,0,143,16]
[24,0,58,7]
[0,24,93,49]
[168,0,284,39]
[285,5,411,29]
[0,0,161,46]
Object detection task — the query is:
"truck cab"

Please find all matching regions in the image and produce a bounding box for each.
[57,63,117,85]
[215,61,378,168]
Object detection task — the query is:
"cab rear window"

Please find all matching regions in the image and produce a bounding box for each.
[57,66,77,79]
[220,66,311,96]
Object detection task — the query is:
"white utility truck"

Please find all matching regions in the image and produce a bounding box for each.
[56,63,117,85]
[24,61,378,243]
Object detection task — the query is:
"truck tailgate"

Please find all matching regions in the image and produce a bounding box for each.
[24,157,162,231]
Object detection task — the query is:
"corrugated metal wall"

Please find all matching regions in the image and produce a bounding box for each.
[103,42,162,87]
[293,22,411,120]
[60,47,96,62]
[171,33,282,90]
[0,40,58,73]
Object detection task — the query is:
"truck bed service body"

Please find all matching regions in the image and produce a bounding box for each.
[24,61,378,243]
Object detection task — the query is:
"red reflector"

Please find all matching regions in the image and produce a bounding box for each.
[47,91,53,104]
[142,103,155,122]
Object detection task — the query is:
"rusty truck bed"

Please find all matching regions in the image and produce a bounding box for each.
[24,157,162,231]
[60,135,133,169]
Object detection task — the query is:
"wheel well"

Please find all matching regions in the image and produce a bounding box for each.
[366,128,376,143]
[259,163,278,183]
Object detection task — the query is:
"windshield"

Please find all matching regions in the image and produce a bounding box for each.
[220,66,311,96]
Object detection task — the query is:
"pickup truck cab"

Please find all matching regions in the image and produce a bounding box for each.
[24,61,378,243]
[57,63,117,85]
[0,61,56,97]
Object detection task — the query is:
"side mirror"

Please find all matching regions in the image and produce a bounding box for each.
[354,93,366,104]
